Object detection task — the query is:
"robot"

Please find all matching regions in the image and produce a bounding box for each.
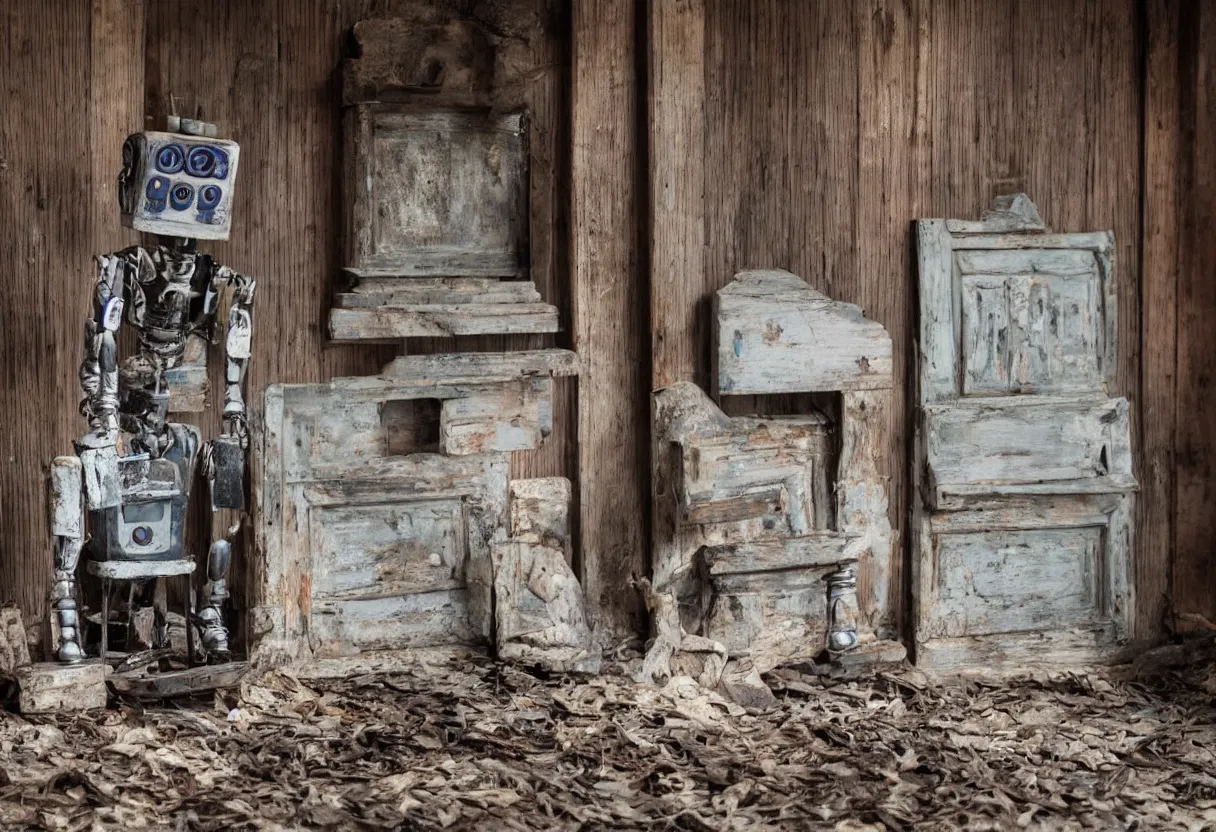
[49,116,254,664]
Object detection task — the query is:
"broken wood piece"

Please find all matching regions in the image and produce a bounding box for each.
[381,349,580,384]
[718,661,777,710]
[329,303,559,340]
[714,270,893,395]
[109,660,249,700]
[680,414,834,532]
[0,605,31,676]
[829,638,907,670]
[336,277,541,306]
[703,534,862,575]
[494,478,598,674]
[17,661,108,713]
[441,378,551,455]
[494,542,599,673]
[509,477,573,557]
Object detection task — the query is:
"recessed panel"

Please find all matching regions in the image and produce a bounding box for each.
[934,527,1101,637]
[366,110,526,276]
[310,500,466,600]
[957,250,1103,396]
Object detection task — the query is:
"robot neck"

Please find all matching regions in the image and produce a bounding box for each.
[158,235,197,253]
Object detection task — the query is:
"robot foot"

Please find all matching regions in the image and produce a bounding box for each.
[196,606,230,657]
[57,639,86,664]
[55,601,85,664]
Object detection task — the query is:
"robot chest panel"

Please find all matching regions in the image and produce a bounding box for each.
[141,272,201,333]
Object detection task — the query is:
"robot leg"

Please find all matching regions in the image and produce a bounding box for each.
[197,538,231,655]
[49,457,85,663]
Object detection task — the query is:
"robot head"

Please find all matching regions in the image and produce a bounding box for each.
[118,120,240,241]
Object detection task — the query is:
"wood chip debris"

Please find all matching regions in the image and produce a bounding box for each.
[2,646,1216,830]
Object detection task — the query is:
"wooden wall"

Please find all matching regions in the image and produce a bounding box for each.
[641,0,1208,644]
[0,0,573,648]
[2,0,1214,651]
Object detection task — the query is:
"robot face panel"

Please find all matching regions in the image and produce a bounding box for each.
[119,131,240,240]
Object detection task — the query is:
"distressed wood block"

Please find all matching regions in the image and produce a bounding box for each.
[715,270,893,395]
[493,478,596,673]
[336,277,541,306]
[0,605,31,676]
[680,414,833,533]
[381,349,580,384]
[329,303,559,340]
[17,661,108,713]
[509,478,572,553]
[703,533,861,576]
[493,541,598,674]
[440,378,550,455]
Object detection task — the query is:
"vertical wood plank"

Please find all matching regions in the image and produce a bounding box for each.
[649,0,705,391]
[1173,2,1216,629]
[572,0,647,638]
[856,0,919,637]
[648,0,705,650]
[0,0,95,634]
[1141,0,1181,638]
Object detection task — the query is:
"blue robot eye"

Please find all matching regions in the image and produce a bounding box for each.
[211,148,230,180]
[155,144,185,174]
[197,184,222,210]
[169,182,194,211]
[186,146,217,177]
[145,176,169,200]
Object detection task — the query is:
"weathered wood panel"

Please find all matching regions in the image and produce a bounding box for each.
[255,376,511,665]
[714,270,893,396]
[925,396,1134,496]
[572,0,648,640]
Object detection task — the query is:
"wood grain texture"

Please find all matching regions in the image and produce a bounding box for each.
[1172,1,1216,629]
[1139,1,1179,639]
[666,0,1147,643]
[0,0,140,641]
[572,0,647,639]
[141,0,573,653]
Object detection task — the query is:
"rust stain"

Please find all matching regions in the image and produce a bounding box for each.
[763,320,784,344]
[298,571,312,619]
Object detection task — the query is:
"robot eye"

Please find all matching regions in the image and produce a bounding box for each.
[145,176,170,200]
[170,182,195,211]
[211,148,230,180]
[155,144,185,174]
[186,146,217,177]
[197,184,223,210]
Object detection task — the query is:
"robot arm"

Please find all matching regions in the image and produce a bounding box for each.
[202,265,255,511]
[78,251,138,442]
[214,265,254,439]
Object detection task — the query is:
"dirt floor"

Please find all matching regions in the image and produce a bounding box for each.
[1,644,1215,831]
